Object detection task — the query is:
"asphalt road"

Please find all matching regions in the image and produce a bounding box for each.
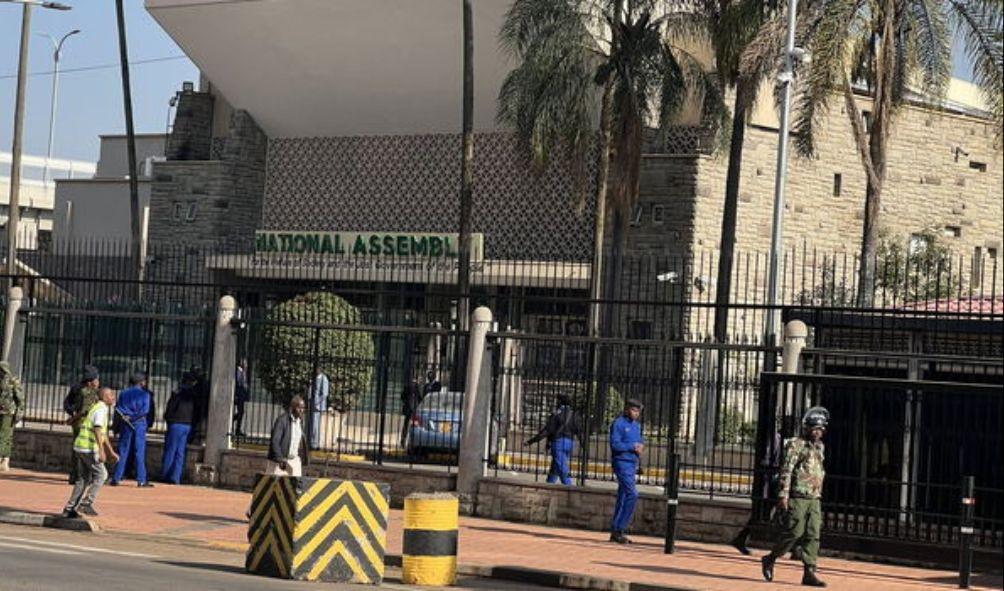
[0,523,548,591]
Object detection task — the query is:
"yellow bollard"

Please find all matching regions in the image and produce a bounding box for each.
[402,492,459,586]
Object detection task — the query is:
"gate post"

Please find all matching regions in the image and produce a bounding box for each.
[2,286,24,365]
[959,475,976,589]
[202,295,238,481]
[780,320,807,374]
[457,306,493,510]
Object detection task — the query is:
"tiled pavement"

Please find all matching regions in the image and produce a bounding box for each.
[1,468,1001,591]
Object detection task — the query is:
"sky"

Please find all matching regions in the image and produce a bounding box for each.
[0,2,982,168]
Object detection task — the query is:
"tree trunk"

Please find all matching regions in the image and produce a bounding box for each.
[855,0,895,307]
[457,0,475,328]
[712,82,752,344]
[588,81,615,338]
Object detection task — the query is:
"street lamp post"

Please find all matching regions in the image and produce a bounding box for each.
[2,0,71,281]
[764,0,808,345]
[41,28,81,187]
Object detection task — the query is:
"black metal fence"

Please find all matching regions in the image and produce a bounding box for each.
[16,307,213,435]
[754,371,1004,555]
[231,305,468,472]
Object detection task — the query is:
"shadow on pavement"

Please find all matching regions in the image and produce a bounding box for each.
[465,524,662,551]
[160,511,246,525]
[158,560,248,576]
[922,573,1003,589]
[598,560,766,585]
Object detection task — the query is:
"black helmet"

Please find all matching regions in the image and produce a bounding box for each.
[802,406,829,431]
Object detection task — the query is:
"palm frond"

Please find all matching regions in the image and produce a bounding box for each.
[906,0,952,99]
[948,0,1004,135]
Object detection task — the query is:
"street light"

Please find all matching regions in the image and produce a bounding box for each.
[763,0,808,345]
[2,0,72,282]
[40,28,81,187]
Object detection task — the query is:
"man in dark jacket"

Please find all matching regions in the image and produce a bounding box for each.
[63,366,100,483]
[188,365,210,444]
[399,379,423,448]
[526,394,581,486]
[268,396,310,476]
[233,359,250,437]
[161,372,197,484]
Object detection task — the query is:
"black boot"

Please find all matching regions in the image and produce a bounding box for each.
[761,555,775,582]
[801,566,826,587]
[609,531,632,544]
[730,528,751,555]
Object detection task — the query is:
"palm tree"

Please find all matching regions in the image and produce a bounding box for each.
[666,0,781,343]
[498,0,728,337]
[773,0,1002,306]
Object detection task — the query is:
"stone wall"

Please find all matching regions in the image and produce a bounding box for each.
[474,478,749,543]
[11,428,204,483]
[149,108,267,249]
[166,90,215,161]
[215,449,455,508]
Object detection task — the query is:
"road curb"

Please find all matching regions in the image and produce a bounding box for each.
[11,524,697,591]
[0,508,99,532]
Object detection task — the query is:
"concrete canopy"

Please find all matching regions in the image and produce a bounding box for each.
[146,0,516,138]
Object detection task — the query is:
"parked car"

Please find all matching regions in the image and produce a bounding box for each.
[407,391,464,455]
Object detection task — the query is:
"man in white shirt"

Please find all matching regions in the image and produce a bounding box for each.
[267,396,309,476]
[63,387,119,518]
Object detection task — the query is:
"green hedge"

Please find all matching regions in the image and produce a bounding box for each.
[259,292,375,412]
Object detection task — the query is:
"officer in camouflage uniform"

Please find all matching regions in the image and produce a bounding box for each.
[761,406,829,587]
[64,366,101,483]
[0,361,25,472]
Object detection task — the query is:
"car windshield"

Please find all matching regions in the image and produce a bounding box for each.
[420,392,463,413]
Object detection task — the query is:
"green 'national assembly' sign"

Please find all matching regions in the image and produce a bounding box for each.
[255,231,484,260]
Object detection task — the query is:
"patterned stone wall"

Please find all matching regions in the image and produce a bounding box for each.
[166,90,215,161]
[262,133,597,261]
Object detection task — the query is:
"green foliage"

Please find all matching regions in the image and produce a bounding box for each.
[719,405,756,444]
[259,292,374,412]
[497,0,729,213]
[599,384,626,427]
[875,229,959,302]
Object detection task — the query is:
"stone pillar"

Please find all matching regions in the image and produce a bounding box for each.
[780,320,807,374]
[456,307,493,508]
[202,296,237,480]
[2,286,24,367]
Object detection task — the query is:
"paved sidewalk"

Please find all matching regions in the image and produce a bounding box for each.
[1,468,1001,591]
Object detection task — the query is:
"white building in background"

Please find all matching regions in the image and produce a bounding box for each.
[1,151,96,249]
[52,133,167,251]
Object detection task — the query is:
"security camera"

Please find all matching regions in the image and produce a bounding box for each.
[790,47,811,65]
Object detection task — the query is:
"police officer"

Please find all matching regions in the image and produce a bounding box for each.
[609,398,644,544]
[109,372,155,487]
[761,406,829,587]
[63,366,100,484]
[525,394,581,486]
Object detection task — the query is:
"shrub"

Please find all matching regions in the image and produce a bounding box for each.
[259,292,374,412]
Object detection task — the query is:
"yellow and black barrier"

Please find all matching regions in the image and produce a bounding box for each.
[246,474,390,584]
[402,492,459,586]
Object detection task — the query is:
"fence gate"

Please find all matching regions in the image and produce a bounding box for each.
[753,371,1004,568]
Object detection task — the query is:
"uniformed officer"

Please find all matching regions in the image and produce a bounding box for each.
[609,398,644,544]
[109,372,155,487]
[761,406,829,587]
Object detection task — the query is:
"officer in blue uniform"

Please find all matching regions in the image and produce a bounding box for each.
[609,398,644,543]
[110,372,155,487]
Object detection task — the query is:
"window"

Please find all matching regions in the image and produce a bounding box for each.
[861,110,872,131]
[652,205,667,225]
[944,225,962,238]
[988,247,999,260]
[908,234,930,255]
[832,173,842,197]
[969,161,988,173]
[172,202,185,222]
[186,202,198,222]
[972,247,984,289]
